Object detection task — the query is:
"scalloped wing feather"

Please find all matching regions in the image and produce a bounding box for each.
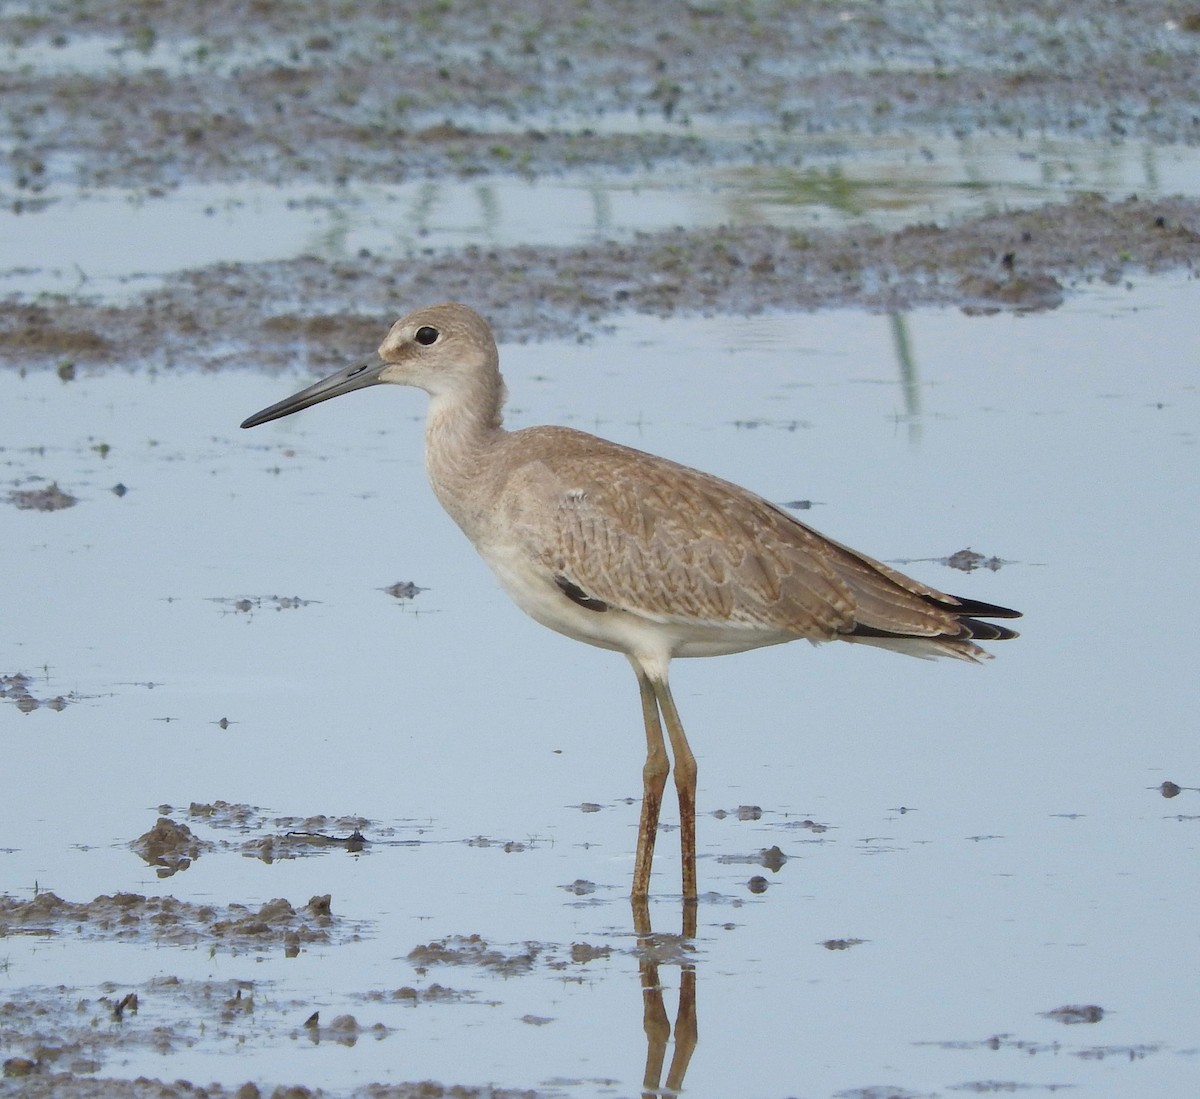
[493,427,1014,654]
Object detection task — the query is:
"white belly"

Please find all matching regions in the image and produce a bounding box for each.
[478,539,796,663]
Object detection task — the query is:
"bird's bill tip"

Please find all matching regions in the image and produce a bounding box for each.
[240,355,387,429]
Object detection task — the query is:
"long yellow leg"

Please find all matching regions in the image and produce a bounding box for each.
[631,666,669,900]
[651,676,698,900]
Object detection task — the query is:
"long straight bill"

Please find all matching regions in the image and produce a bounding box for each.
[240,354,388,428]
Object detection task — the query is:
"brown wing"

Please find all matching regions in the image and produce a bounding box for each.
[496,427,1019,648]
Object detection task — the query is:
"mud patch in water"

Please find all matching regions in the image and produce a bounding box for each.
[4,0,1199,199]
[1,673,71,713]
[407,933,614,978]
[6,194,1199,375]
[920,1032,1172,1062]
[130,817,213,878]
[207,594,319,617]
[0,977,535,1099]
[0,891,361,955]
[143,802,376,866]
[1042,1004,1106,1025]
[6,481,78,511]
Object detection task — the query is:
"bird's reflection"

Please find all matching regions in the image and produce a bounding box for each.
[633,897,697,1097]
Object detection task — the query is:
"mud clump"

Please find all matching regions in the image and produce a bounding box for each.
[173,801,371,861]
[0,891,356,954]
[7,483,77,512]
[357,983,474,1006]
[1043,1003,1106,1025]
[183,800,370,836]
[409,934,542,977]
[0,672,70,713]
[407,934,614,978]
[130,817,213,878]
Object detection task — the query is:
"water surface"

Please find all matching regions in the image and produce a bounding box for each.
[3,278,1197,1096]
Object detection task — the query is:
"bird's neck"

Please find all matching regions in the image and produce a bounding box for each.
[423,368,508,535]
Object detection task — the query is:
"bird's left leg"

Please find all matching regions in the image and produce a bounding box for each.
[650,675,698,900]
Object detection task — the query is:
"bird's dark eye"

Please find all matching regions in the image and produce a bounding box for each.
[415,326,440,346]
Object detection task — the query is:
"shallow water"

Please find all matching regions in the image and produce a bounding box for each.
[7,132,1200,298]
[3,277,1198,1096]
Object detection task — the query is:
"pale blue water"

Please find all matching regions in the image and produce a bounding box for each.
[3,277,1198,1097]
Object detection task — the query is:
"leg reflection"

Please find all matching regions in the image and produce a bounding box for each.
[633,898,697,1097]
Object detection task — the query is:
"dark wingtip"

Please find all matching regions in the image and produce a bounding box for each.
[946,595,1022,620]
[960,618,1020,641]
[848,596,1021,646]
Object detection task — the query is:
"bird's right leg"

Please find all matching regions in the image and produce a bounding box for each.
[631,664,669,901]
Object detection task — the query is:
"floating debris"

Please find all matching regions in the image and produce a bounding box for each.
[1042,1004,1105,1025]
[283,828,367,852]
[210,594,318,616]
[356,983,474,1005]
[408,934,541,977]
[758,845,787,871]
[7,481,77,511]
[1,671,72,712]
[890,547,1012,572]
[405,934,612,979]
[465,835,529,852]
[382,580,426,600]
[730,417,807,432]
[784,818,830,834]
[716,845,789,871]
[942,547,1010,572]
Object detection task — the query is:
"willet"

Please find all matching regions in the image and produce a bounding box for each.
[241,302,1020,901]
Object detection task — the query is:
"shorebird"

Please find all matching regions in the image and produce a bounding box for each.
[241,303,1020,900]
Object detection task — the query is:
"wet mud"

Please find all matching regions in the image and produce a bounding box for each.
[4,2,1200,373]
[0,671,71,713]
[128,809,371,876]
[4,194,1200,372]
[0,801,623,1095]
[208,595,319,617]
[0,1075,538,1099]
[1,969,534,1098]
[0,890,354,954]
[131,817,214,877]
[0,928,615,1098]
[4,0,1199,197]
[407,933,615,978]
[5,481,78,510]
